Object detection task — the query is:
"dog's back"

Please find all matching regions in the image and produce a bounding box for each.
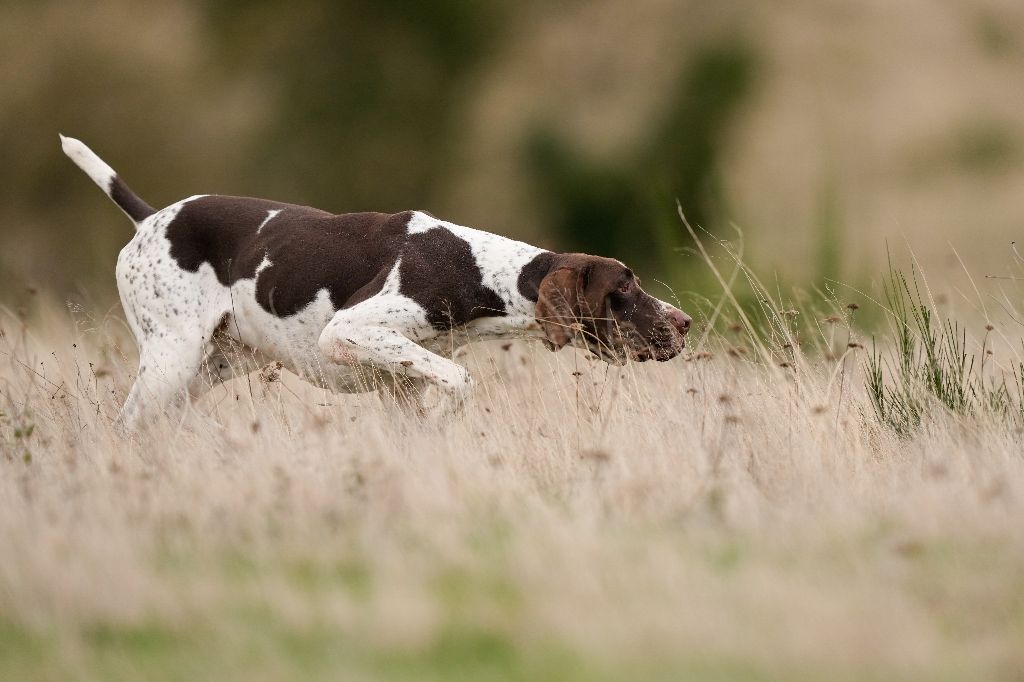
[162,196,412,316]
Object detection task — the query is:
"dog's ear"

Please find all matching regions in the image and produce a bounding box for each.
[535,267,583,349]
[580,260,622,321]
[536,261,622,349]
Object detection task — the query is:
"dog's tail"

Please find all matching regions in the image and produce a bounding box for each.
[60,134,155,225]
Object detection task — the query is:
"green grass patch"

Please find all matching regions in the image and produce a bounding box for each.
[0,612,984,682]
[866,262,1024,434]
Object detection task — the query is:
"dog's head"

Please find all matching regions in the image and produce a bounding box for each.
[527,253,691,364]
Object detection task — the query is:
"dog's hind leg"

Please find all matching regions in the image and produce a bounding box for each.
[116,329,214,434]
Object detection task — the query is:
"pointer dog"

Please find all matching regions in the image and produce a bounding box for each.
[61,135,691,431]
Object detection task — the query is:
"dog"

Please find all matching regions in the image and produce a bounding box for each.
[61,135,691,431]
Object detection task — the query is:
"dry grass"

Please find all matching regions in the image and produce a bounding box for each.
[1,290,1023,681]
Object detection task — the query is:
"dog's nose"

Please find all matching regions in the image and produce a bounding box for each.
[667,308,691,335]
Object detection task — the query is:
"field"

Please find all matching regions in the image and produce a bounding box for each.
[1,271,1023,681]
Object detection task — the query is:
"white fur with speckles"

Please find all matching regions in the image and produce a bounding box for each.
[108,203,561,431]
[406,211,544,318]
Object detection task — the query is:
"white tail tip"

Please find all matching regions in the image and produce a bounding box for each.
[59,134,115,193]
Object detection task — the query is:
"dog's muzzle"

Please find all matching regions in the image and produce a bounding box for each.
[627,308,691,363]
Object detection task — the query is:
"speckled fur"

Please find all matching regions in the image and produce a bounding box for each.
[63,136,690,432]
[113,200,550,428]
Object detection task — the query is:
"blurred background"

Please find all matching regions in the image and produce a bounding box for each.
[3,0,1024,312]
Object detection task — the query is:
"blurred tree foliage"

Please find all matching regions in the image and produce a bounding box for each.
[525,41,757,289]
[201,0,511,211]
[1,1,516,301]
[3,1,758,307]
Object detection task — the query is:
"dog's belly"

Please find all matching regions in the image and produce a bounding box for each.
[228,280,370,392]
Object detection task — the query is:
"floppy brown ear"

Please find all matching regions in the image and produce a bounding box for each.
[579,261,619,322]
[535,267,582,349]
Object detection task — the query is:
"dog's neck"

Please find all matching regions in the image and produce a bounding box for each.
[515,251,557,306]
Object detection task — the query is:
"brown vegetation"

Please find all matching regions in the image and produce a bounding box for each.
[1,291,1022,679]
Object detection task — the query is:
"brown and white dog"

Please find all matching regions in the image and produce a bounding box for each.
[61,135,691,431]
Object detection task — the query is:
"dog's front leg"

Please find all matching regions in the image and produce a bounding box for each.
[317,296,474,406]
